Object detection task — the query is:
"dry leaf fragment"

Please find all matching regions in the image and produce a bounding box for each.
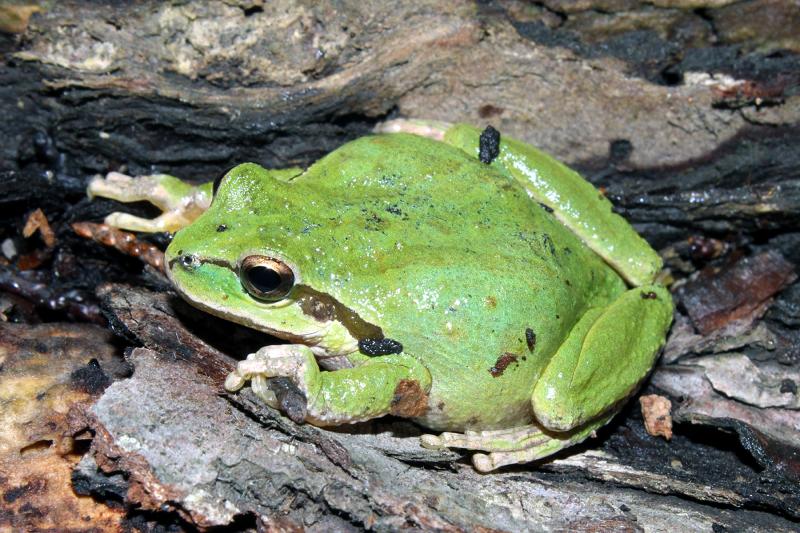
[72,221,165,273]
[22,208,56,248]
[639,394,673,440]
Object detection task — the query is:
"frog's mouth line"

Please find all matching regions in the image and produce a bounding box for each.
[167,254,385,357]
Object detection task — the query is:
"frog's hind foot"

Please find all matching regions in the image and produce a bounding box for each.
[421,415,613,473]
[374,119,452,141]
[421,424,549,453]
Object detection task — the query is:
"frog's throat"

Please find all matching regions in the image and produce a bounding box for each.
[166,256,383,359]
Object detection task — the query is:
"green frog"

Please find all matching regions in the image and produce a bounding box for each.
[88,120,673,471]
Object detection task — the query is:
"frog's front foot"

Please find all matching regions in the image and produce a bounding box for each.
[87,172,211,233]
[420,415,613,472]
[224,345,319,415]
[225,345,433,426]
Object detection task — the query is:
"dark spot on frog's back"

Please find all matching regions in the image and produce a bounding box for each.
[525,328,536,352]
[489,352,519,377]
[542,233,556,256]
[362,209,385,231]
[479,125,501,164]
[390,379,429,417]
[386,204,403,216]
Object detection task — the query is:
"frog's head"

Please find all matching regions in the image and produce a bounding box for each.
[164,163,372,359]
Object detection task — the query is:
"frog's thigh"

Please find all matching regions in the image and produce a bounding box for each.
[225,345,432,426]
[532,285,673,432]
[441,124,662,286]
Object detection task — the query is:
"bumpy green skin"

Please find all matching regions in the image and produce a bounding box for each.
[444,125,662,287]
[164,128,673,441]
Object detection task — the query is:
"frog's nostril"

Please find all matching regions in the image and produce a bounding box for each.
[179,254,196,269]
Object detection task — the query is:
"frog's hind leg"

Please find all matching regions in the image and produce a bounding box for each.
[376,119,662,285]
[531,285,672,434]
[422,285,672,472]
[442,123,663,286]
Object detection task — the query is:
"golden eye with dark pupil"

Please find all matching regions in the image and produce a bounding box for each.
[240,256,295,301]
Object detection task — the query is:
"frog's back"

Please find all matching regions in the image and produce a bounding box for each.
[294,133,627,430]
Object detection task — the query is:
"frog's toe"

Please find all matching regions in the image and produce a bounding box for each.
[471,431,592,472]
[472,450,545,473]
[419,433,445,449]
[421,429,506,450]
[87,172,137,199]
[472,453,499,473]
[88,172,167,205]
[418,431,536,471]
[469,412,618,471]
[472,433,586,472]
[249,374,280,409]
[225,345,317,405]
[472,444,566,472]
[101,212,176,233]
[223,370,247,392]
[230,346,309,382]
[421,419,620,470]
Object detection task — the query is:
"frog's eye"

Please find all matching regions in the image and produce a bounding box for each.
[239,255,295,301]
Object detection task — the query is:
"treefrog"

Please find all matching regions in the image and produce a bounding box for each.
[88,120,673,471]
